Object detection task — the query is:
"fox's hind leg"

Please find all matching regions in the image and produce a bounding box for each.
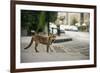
[35,42,39,52]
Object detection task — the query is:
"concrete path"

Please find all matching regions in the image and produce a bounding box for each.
[21,31,89,63]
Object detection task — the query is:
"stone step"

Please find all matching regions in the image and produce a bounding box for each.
[54,36,72,43]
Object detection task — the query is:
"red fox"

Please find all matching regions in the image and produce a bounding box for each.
[24,33,56,52]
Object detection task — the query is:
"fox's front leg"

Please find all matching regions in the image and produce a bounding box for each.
[47,44,50,52]
[35,42,39,52]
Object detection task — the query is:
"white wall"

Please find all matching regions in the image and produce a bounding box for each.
[0,0,100,73]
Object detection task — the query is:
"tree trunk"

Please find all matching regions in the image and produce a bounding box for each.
[57,25,60,36]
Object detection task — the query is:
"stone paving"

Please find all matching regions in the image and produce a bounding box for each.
[21,31,89,63]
